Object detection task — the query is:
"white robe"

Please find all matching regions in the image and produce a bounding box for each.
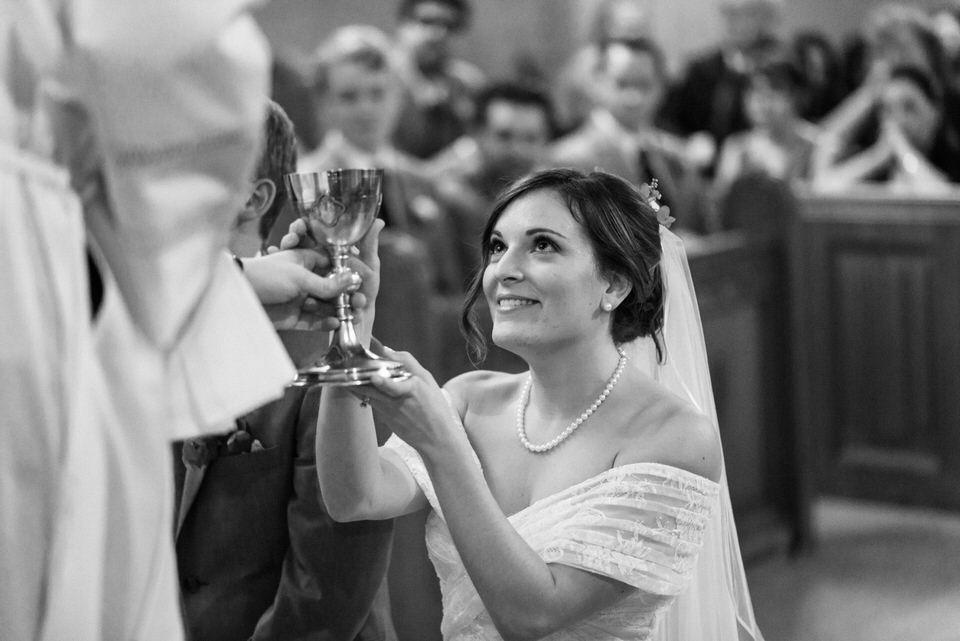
[0,1,294,639]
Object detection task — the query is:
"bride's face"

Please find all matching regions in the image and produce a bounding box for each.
[482,190,612,351]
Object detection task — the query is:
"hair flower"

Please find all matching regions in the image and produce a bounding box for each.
[638,178,675,229]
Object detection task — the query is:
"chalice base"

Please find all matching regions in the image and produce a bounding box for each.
[290,347,411,387]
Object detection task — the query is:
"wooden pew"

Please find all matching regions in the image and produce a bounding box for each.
[790,190,960,544]
[687,232,804,559]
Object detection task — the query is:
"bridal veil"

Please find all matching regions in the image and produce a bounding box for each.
[626,227,764,641]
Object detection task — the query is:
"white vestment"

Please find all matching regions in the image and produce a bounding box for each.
[0,1,294,639]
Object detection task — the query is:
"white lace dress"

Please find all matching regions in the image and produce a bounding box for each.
[385,435,719,641]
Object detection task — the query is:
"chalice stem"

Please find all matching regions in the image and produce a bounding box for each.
[330,245,363,352]
[331,246,355,327]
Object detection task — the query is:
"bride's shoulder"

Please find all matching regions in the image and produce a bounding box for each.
[618,379,722,483]
[443,369,526,414]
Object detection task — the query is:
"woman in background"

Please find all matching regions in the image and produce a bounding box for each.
[811,64,960,191]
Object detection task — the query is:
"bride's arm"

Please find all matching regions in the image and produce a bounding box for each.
[313,221,427,522]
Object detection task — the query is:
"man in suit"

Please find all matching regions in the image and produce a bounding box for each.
[659,0,783,173]
[390,0,486,160]
[551,37,714,234]
[173,101,396,641]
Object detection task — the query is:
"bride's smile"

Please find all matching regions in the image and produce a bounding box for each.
[494,295,539,311]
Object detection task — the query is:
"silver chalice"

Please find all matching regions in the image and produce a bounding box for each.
[284,168,410,386]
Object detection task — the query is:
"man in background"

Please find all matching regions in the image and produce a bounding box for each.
[390,0,487,160]
[552,37,713,233]
[430,82,555,281]
[660,0,783,174]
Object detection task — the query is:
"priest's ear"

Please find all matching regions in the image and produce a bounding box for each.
[238,178,278,226]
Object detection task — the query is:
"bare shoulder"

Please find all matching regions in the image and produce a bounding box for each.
[617,385,723,483]
[443,369,526,416]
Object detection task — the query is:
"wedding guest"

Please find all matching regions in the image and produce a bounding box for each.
[0,2,370,640]
[390,0,487,160]
[430,82,556,280]
[551,0,654,135]
[312,168,764,641]
[790,31,844,121]
[811,64,960,192]
[552,38,713,233]
[814,3,957,175]
[714,57,818,198]
[294,24,461,295]
[660,0,783,173]
[173,101,395,641]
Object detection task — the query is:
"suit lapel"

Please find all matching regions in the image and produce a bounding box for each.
[174,438,212,540]
[176,464,208,539]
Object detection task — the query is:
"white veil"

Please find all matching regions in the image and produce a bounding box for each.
[626,227,763,641]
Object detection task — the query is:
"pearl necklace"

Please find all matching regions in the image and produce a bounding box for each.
[517,347,628,454]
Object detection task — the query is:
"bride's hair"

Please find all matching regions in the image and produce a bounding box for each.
[461,168,665,364]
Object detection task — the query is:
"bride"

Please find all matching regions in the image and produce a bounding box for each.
[314,168,763,641]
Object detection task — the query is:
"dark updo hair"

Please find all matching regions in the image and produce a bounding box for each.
[460,168,665,364]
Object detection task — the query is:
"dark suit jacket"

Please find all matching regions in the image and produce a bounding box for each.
[174,349,394,641]
[550,115,713,234]
[660,38,781,150]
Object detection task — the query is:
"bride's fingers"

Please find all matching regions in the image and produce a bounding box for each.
[356,219,384,268]
[381,346,432,380]
[368,372,417,399]
[369,337,387,356]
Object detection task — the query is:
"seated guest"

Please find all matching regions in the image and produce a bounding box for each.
[294,25,461,294]
[811,64,960,191]
[714,57,818,197]
[430,82,556,279]
[390,0,486,159]
[790,30,845,121]
[174,101,395,641]
[552,0,654,135]
[552,37,714,233]
[660,0,783,173]
[813,4,957,173]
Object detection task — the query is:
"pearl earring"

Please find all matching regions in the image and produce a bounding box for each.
[602,302,613,312]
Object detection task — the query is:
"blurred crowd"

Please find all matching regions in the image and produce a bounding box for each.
[264,0,960,376]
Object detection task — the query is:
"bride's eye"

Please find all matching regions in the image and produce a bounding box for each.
[488,238,506,258]
[532,235,558,253]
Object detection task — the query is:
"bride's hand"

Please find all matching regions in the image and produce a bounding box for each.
[354,345,461,456]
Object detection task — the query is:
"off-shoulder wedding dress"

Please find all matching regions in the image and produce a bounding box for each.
[388,434,719,640]
[386,229,763,641]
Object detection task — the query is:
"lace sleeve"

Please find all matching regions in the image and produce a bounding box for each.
[517,463,719,597]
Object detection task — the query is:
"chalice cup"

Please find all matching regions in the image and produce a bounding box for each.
[285,168,410,386]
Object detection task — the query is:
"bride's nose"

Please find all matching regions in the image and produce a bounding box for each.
[491,246,524,283]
